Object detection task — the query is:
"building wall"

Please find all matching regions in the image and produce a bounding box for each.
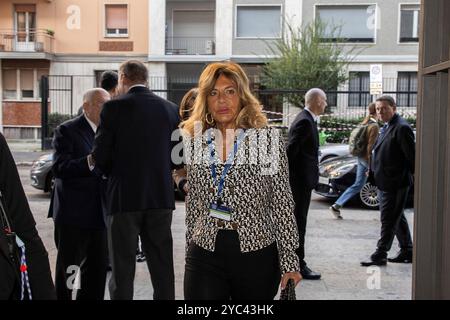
[53,0,148,55]
[0,0,148,55]
[232,0,285,56]
[0,0,55,31]
[414,0,450,299]
[301,0,420,57]
[2,101,41,126]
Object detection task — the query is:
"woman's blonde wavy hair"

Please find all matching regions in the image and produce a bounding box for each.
[180,61,267,136]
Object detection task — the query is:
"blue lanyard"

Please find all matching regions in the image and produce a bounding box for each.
[207,129,246,201]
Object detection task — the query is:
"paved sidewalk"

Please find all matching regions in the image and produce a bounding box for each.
[16,153,414,300]
[7,140,49,165]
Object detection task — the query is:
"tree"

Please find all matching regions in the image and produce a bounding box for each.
[262,19,362,109]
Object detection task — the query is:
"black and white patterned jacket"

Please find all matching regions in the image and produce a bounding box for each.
[183,127,300,274]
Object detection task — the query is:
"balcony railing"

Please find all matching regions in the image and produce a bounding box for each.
[0,29,54,54]
[165,37,215,55]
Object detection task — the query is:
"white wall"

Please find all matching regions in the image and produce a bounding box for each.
[149,0,166,56]
[215,0,233,57]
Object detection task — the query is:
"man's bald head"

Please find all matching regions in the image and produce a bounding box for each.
[83,88,110,126]
[304,88,327,116]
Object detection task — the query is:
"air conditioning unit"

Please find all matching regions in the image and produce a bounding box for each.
[205,40,215,55]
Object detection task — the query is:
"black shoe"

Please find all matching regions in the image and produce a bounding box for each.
[136,252,146,263]
[388,250,412,263]
[361,251,387,266]
[329,204,343,219]
[300,266,321,280]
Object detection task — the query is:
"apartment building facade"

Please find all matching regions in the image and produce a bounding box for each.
[0,0,419,138]
[0,0,148,138]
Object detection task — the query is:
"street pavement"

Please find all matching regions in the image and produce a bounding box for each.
[11,143,413,300]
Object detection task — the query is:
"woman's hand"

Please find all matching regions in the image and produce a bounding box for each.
[280,272,302,290]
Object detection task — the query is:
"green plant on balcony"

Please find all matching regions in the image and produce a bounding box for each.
[45,29,54,37]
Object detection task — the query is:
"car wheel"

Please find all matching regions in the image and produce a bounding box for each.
[45,172,55,193]
[359,182,379,209]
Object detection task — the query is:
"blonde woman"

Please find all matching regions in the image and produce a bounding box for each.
[179,62,301,300]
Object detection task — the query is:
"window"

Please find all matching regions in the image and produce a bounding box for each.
[236,6,281,38]
[397,72,418,107]
[20,69,34,99]
[316,5,376,42]
[399,5,420,43]
[3,69,17,99]
[14,4,36,44]
[326,89,337,108]
[348,72,370,107]
[2,68,49,100]
[105,4,128,37]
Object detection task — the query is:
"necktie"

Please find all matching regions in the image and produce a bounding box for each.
[377,124,388,144]
[371,124,388,172]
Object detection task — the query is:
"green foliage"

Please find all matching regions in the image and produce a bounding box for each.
[319,115,417,143]
[48,113,74,137]
[262,19,362,108]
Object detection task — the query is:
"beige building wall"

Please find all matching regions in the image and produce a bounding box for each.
[53,0,148,55]
[0,0,55,31]
[0,0,148,55]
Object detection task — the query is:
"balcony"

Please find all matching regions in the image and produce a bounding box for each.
[165,37,215,55]
[0,29,54,58]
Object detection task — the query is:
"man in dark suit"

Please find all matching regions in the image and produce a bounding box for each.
[91,60,180,300]
[361,95,415,266]
[1,133,55,300]
[287,88,327,280]
[50,88,110,299]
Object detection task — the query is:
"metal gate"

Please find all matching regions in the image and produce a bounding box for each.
[40,75,97,149]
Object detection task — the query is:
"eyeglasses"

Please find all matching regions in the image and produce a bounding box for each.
[208,88,237,99]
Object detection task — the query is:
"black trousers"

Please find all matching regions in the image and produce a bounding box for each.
[184,230,281,300]
[54,224,108,300]
[377,186,413,253]
[107,209,174,300]
[292,186,313,268]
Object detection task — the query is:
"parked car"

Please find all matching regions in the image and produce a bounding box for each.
[314,155,414,209]
[319,143,349,163]
[30,153,186,200]
[30,153,54,192]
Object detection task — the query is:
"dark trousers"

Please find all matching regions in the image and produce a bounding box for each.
[54,224,108,300]
[377,186,413,253]
[184,230,280,300]
[292,186,313,268]
[107,209,174,300]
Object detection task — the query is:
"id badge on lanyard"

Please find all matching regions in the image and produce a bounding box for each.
[207,129,245,222]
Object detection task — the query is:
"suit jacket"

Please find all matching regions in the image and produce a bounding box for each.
[49,115,105,229]
[287,109,320,191]
[92,86,180,215]
[371,113,415,192]
[0,133,55,299]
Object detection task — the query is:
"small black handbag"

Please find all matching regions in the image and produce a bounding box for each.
[279,279,296,300]
[0,190,31,300]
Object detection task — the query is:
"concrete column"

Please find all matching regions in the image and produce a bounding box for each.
[215,0,232,58]
[284,0,303,32]
[16,69,20,100]
[149,0,166,56]
[147,62,167,99]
